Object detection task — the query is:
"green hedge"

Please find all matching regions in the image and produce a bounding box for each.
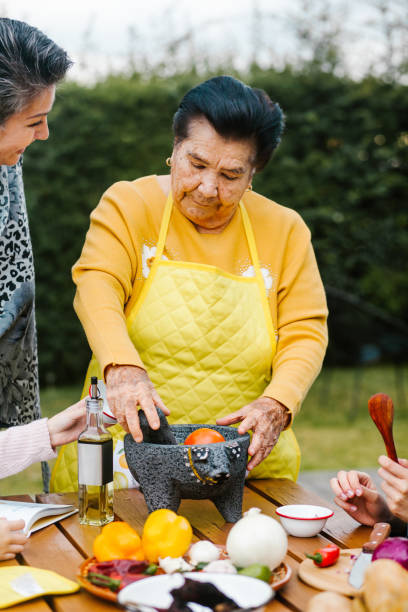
[22,68,408,385]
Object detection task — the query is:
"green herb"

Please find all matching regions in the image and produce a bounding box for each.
[195,562,208,571]
[144,563,158,575]
[87,572,121,592]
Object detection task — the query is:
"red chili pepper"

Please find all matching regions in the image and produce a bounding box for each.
[306,543,340,567]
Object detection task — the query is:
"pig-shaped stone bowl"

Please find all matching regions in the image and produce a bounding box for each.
[124,424,250,523]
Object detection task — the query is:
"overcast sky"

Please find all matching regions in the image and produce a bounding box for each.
[3,0,407,81]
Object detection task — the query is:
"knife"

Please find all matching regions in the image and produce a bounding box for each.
[348,522,391,589]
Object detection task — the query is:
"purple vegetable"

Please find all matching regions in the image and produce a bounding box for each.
[372,537,408,570]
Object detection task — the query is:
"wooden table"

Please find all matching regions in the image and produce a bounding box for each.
[2,479,371,611]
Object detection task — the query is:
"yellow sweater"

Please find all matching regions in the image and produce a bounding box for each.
[73,175,328,418]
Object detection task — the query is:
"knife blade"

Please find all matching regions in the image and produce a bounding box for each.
[348,522,391,589]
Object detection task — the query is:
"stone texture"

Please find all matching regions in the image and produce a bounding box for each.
[124,412,250,523]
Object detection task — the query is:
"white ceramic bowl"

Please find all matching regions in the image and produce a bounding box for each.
[118,572,274,612]
[275,504,333,537]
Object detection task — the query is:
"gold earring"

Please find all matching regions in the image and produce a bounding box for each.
[246,184,253,191]
[166,157,172,167]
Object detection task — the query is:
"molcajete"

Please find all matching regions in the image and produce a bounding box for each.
[124,422,250,523]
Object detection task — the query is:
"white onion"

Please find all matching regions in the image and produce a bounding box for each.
[189,541,221,565]
[226,507,287,570]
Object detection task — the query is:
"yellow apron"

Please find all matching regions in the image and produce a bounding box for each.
[51,195,300,493]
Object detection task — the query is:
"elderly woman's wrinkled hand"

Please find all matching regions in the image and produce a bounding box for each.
[216,396,290,470]
[105,365,169,442]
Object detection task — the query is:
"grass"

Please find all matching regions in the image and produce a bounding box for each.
[295,363,408,470]
[1,365,407,495]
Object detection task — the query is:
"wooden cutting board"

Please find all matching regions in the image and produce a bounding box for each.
[298,548,362,597]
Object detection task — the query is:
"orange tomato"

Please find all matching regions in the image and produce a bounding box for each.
[184,427,225,445]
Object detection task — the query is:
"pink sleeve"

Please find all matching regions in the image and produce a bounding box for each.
[0,419,57,479]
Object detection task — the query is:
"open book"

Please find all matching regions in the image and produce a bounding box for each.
[0,500,78,536]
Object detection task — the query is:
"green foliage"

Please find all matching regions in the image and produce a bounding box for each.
[21,67,408,384]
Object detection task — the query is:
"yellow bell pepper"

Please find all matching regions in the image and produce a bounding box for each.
[142,509,193,563]
[93,521,145,562]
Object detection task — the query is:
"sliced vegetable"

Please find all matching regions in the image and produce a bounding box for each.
[226,507,287,570]
[142,509,193,563]
[238,563,271,582]
[86,559,154,591]
[93,521,145,562]
[87,572,122,592]
[306,543,340,567]
[371,536,408,570]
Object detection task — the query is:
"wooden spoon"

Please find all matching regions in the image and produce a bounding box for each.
[368,393,398,462]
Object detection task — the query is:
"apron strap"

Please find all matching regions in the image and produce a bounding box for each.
[240,201,276,345]
[149,192,173,271]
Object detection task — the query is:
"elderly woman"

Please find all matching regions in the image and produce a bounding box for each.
[0,18,73,488]
[52,76,328,492]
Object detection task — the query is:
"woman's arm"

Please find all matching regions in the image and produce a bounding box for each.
[0,400,86,478]
[0,419,56,479]
[218,213,327,469]
[73,181,167,438]
[72,182,146,376]
[263,218,328,420]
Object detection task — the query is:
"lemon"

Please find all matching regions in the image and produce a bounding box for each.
[238,563,271,582]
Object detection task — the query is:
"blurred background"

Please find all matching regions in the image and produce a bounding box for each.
[1,0,407,495]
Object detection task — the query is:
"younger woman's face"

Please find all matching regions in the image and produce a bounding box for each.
[0,86,55,166]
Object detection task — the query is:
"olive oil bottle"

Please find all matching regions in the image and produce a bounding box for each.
[78,377,114,526]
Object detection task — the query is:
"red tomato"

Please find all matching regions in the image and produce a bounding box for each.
[184,428,225,445]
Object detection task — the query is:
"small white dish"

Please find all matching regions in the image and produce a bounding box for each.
[275,504,333,537]
[118,572,274,611]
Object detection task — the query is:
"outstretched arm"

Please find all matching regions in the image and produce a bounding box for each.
[0,400,86,478]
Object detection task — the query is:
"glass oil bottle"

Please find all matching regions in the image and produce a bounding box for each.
[78,376,114,525]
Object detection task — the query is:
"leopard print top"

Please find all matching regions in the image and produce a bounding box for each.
[0,160,41,427]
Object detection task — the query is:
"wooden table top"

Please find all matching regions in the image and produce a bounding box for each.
[2,479,370,612]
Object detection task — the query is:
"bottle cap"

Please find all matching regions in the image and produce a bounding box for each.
[86,397,101,413]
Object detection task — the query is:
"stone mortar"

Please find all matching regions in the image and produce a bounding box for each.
[124,424,250,523]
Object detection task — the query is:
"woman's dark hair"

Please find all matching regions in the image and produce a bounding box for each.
[0,18,72,125]
[172,76,285,171]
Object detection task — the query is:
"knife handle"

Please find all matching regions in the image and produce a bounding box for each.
[362,522,391,553]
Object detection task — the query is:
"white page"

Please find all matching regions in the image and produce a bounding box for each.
[0,500,77,535]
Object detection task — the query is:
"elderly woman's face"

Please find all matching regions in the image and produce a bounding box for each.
[170,117,255,233]
[0,86,55,166]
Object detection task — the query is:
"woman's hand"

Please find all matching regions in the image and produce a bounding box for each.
[378,456,408,523]
[105,365,169,441]
[0,519,28,560]
[330,470,392,526]
[216,396,290,470]
[47,399,87,448]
